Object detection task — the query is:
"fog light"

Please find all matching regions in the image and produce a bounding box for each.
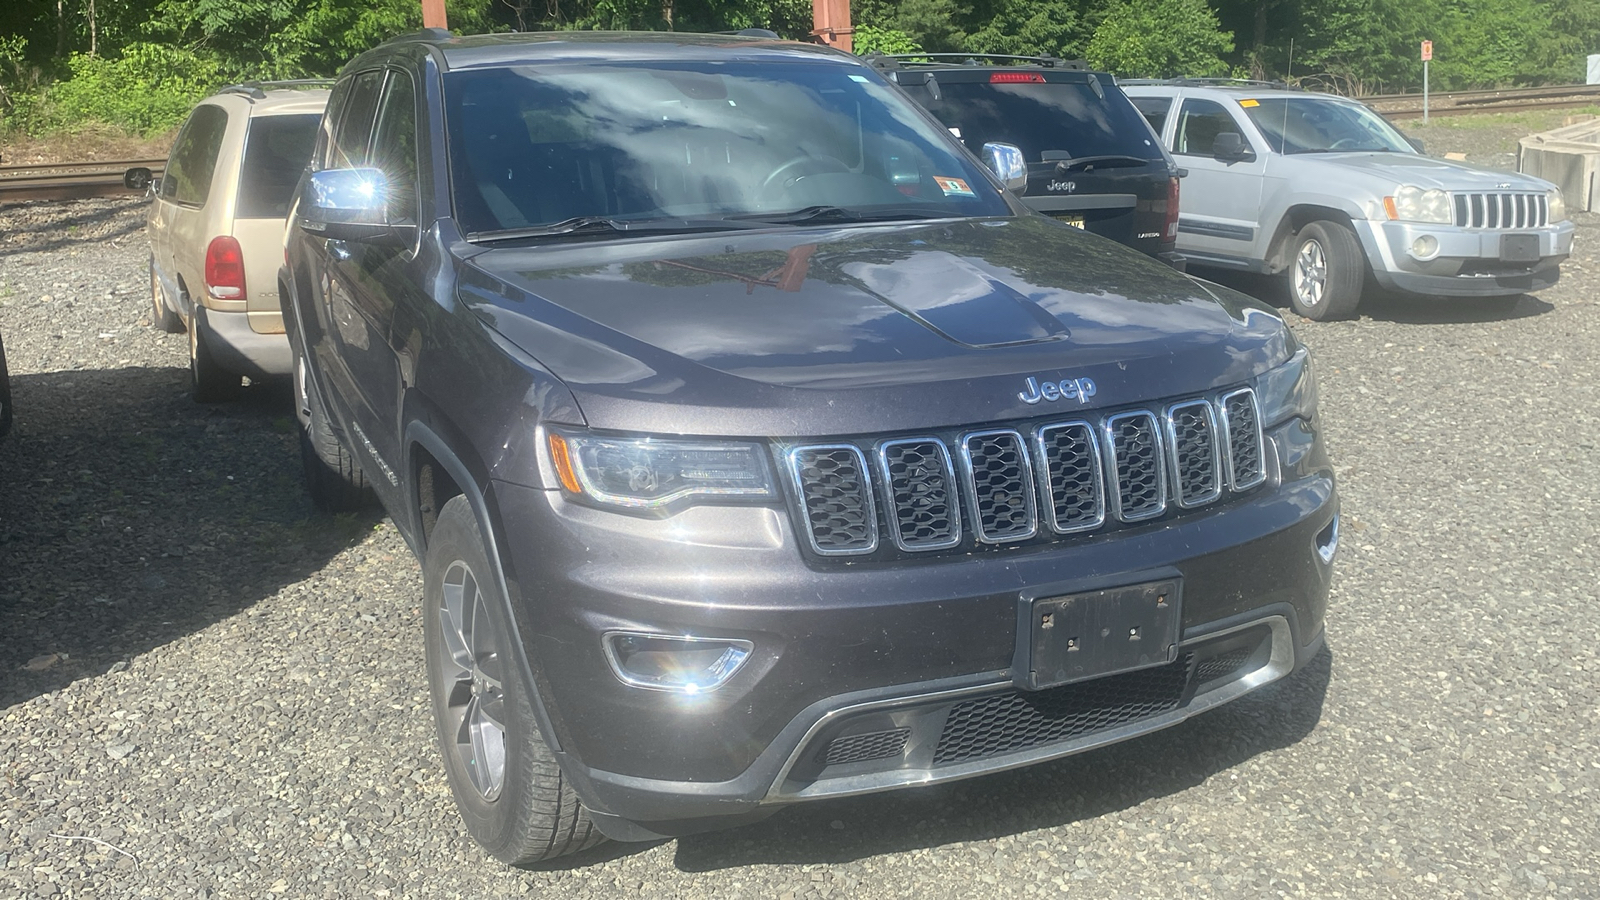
[602,632,753,693]
[1410,235,1439,260]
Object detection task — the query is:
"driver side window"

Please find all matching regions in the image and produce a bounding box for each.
[1174,99,1241,157]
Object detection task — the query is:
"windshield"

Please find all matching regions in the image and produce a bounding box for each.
[1243,97,1414,155]
[913,80,1165,166]
[443,61,1011,236]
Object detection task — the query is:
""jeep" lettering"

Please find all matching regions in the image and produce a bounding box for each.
[1018,375,1098,405]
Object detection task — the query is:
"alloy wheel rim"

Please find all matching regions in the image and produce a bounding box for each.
[437,559,508,801]
[1294,239,1327,307]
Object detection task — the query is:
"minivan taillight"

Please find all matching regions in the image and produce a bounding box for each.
[205,236,246,301]
[1165,176,1181,239]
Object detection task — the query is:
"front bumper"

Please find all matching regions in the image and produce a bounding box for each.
[492,418,1336,839]
[1358,218,1575,296]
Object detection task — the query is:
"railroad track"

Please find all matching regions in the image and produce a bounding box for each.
[1364,83,1600,119]
[0,158,165,202]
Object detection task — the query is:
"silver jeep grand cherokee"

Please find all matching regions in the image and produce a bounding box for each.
[1123,80,1574,320]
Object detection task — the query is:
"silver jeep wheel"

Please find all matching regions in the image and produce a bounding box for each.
[1285,220,1363,321]
[436,558,508,801]
[1293,238,1327,309]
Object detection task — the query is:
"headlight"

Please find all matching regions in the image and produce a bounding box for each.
[1549,188,1567,223]
[1255,347,1319,427]
[546,429,776,512]
[1385,184,1453,224]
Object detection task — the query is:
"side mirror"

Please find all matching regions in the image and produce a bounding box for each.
[981,142,1028,194]
[123,167,153,192]
[298,168,411,245]
[1212,132,1255,163]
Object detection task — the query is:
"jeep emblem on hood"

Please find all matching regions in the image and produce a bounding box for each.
[1018,375,1097,405]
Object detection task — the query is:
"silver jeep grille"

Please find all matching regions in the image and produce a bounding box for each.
[1453,192,1548,229]
[785,389,1268,557]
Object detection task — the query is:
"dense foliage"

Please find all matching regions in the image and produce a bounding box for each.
[1,0,1597,137]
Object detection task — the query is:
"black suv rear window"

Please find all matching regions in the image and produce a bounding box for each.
[237,113,321,219]
[916,79,1165,164]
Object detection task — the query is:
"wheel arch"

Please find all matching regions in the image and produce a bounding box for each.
[1264,204,1362,275]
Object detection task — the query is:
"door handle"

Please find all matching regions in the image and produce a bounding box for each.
[326,239,352,262]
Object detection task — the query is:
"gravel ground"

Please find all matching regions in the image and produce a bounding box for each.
[3,137,1599,898]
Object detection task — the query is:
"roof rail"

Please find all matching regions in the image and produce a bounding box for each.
[216,78,336,101]
[722,28,781,39]
[1119,77,1298,91]
[864,52,1088,70]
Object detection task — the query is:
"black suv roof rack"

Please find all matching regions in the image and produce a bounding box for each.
[864,52,1089,71]
[217,79,336,101]
[1119,77,1299,91]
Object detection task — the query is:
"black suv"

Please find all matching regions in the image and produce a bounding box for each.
[281,30,1336,863]
[869,54,1183,268]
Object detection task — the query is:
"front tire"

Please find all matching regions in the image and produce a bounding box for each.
[1287,221,1364,321]
[424,496,605,864]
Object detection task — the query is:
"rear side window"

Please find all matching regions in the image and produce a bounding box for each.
[1173,98,1241,156]
[918,79,1165,163]
[162,105,229,206]
[329,70,385,169]
[1130,96,1172,139]
[236,113,321,219]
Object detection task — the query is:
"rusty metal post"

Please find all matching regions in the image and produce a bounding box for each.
[422,0,448,30]
[812,0,852,53]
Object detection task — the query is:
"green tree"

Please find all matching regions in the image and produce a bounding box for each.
[1085,0,1234,78]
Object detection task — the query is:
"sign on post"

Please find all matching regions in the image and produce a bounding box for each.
[1421,40,1432,122]
[1421,40,1432,62]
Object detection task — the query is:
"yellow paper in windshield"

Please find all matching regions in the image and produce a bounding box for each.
[1239,99,1260,107]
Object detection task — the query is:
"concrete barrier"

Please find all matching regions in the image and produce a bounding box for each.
[1518,117,1600,212]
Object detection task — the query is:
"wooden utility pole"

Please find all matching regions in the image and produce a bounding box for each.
[811,0,852,52]
[422,0,447,29]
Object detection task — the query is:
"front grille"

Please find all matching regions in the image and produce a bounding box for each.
[932,653,1193,765]
[819,728,911,765]
[785,389,1265,557]
[1453,192,1547,229]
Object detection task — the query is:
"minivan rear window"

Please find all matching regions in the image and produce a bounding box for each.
[918,80,1166,164]
[237,114,321,219]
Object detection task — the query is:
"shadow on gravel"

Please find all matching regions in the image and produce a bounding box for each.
[670,647,1332,871]
[0,365,380,708]
[0,199,148,255]
[1193,267,1554,326]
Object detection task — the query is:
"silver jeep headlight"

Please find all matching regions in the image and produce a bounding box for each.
[1385,184,1453,224]
[1255,347,1319,427]
[546,429,776,512]
[1549,188,1567,223]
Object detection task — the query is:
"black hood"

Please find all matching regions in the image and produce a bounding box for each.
[459,215,1293,437]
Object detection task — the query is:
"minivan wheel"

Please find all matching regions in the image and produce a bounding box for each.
[424,496,605,864]
[149,261,184,334]
[189,314,242,402]
[1287,221,1364,321]
[295,349,373,512]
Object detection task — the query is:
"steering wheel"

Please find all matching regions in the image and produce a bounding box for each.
[1329,138,1361,150]
[758,154,851,199]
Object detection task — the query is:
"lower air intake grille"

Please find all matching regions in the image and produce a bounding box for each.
[932,654,1193,765]
[819,728,912,765]
[1194,648,1253,685]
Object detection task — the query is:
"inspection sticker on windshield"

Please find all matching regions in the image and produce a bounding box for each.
[934,176,975,197]
[1239,99,1260,107]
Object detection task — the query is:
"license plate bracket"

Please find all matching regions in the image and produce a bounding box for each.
[1016,579,1182,691]
[1500,233,1539,262]
[1051,213,1085,229]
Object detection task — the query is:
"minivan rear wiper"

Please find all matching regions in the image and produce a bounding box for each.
[729,205,945,225]
[467,215,760,243]
[1051,155,1154,172]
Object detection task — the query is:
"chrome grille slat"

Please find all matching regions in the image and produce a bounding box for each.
[788,390,1269,556]
[787,445,877,556]
[1034,421,1105,533]
[878,438,962,551]
[1164,400,1221,508]
[1453,191,1547,229]
[960,430,1038,543]
[1103,411,1166,522]
[1220,388,1266,490]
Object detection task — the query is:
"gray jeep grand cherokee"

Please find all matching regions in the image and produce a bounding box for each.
[281,30,1338,863]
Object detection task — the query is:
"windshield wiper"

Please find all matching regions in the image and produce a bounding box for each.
[729,205,944,225]
[467,215,759,243]
[1052,155,1153,172]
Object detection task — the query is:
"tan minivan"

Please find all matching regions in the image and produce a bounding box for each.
[129,82,329,401]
